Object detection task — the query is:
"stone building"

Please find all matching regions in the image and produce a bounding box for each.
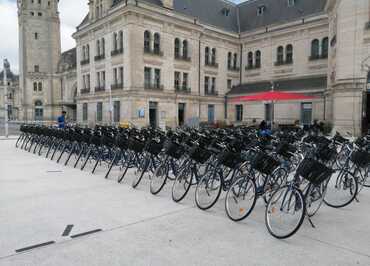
[0,60,21,120]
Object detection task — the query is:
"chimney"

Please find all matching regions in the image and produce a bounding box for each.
[162,0,173,10]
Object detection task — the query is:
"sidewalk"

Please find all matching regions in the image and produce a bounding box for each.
[0,140,370,266]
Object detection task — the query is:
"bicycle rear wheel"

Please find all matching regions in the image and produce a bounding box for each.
[306,182,326,217]
[265,185,305,239]
[172,165,193,203]
[195,169,222,210]
[150,161,169,195]
[132,156,149,189]
[225,176,257,221]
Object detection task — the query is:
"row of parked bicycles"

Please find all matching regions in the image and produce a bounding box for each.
[15,124,370,239]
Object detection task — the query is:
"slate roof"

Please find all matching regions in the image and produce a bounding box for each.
[227,76,327,95]
[58,48,77,72]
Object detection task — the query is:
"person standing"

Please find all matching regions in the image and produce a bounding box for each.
[57,111,67,128]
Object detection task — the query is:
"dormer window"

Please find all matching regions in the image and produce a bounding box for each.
[221,8,230,17]
[288,0,296,7]
[257,5,266,16]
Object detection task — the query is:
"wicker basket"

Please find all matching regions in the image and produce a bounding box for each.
[145,140,163,156]
[128,137,145,153]
[217,150,243,169]
[189,145,212,164]
[164,141,184,159]
[251,152,280,175]
[351,150,370,168]
[296,158,332,185]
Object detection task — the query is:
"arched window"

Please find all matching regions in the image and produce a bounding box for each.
[183,40,188,59]
[227,52,232,69]
[86,44,90,59]
[101,38,105,55]
[119,31,123,50]
[144,31,151,52]
[255,50,261,68]
[174,38,180,58]
[277,46,284,64]
[38,82,42,91]
[34,100,43,121]
[286,44,293,63]
[211,48,216,65]
[322,37,329,58]
[153,33,160,54]
[248,52,253,68]
[33,82,38,92]
[113,32,118,51]
[205,47,210,65]
[233,53,238,69]
[311,39,319,59]
[96,40,100,56]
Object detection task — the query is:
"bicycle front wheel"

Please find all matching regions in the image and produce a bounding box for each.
[150,161,169,195]
[195,170,222,210]
[172,166,193,203]
[265,185,305,239]
[132,156,149,189]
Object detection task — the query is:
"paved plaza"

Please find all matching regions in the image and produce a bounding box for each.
[0,139,370,266]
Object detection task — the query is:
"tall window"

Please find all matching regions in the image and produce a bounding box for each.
[86,45,90,60]
[153,33,160,54]
[34,100,43,121]
[204,76,209,93]
[33,82,38,92]
[277,46,284,64]
[34,65,39,72]
[227,79,232,90]
[119,67,124,86]
[144,31,151,52]
[248,52,253,68]
[227,52,232,69]
[119,31,123,50]
[286,44,293,63]
[174,38,180,58]
[144,67,151,87]
[322,37,329,58]
[182,73,188,89]
[113,68,118,85]
[174,71,180,89]
[96,102,103,122]
[236,105,243,122]
[113,101,120,123]
[154,69,161,88]
[211,77,216,93]
[82,103,88,121]
[255,50,261,68]
[96,40,100,56]
[233,53,238,69]
[101,38,105,56]
[311,39,320,59]
[183,40,188,59]
[113,32,118,51]
[38,82,42,91]
[205,47,210,65]
[211,48,216,65]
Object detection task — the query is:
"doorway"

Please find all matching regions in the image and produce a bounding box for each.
[265,103,272,124]
[149,101,158,128]
[208,104,215,124]
[178,103,186,126]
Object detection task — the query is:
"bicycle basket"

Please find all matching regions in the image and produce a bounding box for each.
[276,142,296,158]
[296,158,332,186]
[145,140,163,156]
[251,152,280,175]
[164,141,184,159]
[217,150,243,169]
[128,137,145,153]
[350,150,370,168]
[189,145,212,164]
[317,144,337,162]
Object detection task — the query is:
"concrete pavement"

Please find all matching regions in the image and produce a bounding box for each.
[0,139,370,266]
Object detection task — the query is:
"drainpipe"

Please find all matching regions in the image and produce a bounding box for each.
[198,34,202,123]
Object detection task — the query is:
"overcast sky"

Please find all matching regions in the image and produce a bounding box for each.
[0,0,247,73]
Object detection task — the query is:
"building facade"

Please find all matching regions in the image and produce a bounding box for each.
[0,60,21,120]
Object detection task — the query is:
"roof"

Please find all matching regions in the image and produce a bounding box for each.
[58,48,77,72]
[227,76,327,95]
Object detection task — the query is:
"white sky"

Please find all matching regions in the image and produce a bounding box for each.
[0,0,247,73]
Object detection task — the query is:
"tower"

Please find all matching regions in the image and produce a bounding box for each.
[18,0,61,121]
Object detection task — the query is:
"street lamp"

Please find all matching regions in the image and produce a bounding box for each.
[3,59,9,138]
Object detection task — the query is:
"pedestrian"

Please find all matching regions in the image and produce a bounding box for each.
[57,111,67,129]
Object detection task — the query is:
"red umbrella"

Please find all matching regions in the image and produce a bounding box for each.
[231,91,317,102]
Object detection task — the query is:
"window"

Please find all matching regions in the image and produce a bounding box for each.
[113,101,120,123]
[211,48,216,65]
[119,67,124,85]
[174,71,180,89]
[144,67,151,87]
[96,40,100,56]
[311,39,320,59]
[277,46,284,64]
[82,103,88,121]
[144,31,151,52]
[34,32,38,39]
[153,33,160,54]
[34,100,43,121]
[322,37,329,58]
[113,32,118,51]
[183,73,188,89]
[86,45,90,59]
[227,79,232,90]
[255,50,261,68]
[101,71,105,87]
[174,38,180,58]
[227,52,232,69]
[287,0,295,7]
[38,82,42,91]
[86,74,90,89]
[204,76,209,93]
[183,40,188,59]
[205,47,210,65]
[257,5,266,16]
[31,12,34,16]
[211,77,216,93]
[101,38,105,56]
[286,44,293,63]
[248,52,253,68]
[38,12,42,16]
[236,105,243,122]
[119,31,123,50]
[154,68,161,88]
[221,8,230,17]
[97,102,103,122]
[33,82,38,92]
[233,53,238,69]
[34,65,39,72]
[113,68,118,85]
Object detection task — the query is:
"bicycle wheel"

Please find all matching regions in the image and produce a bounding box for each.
[263,167,288,204]
[172,165,193,203]
[265,185,305,239]
[118,151,133,183]
[306,182,326,217]
[132,156,149,188]
[363,165,370,188]
[324,170,358,208]
[150,161,169,195]
[225,176,257,221]
[195,169,222,210]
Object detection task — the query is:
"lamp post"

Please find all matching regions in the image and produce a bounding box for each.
[271,81,275,130]
[3,59,9,138]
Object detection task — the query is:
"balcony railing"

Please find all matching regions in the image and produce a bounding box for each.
[274,60,293,66]
[205,90,218,96]
[95,86,105,92]
[245,65,261,71]
[94,54,105,62]
[144,47,164,57]
[175,86,191,94]
[81,88,90,94]
[205,62,219,68]
[144,83,164,90]
[175,54,191,62]
[111,48,124,57]
[111,83,123,90]
[80,59,90,66]
[228,66,240,72]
